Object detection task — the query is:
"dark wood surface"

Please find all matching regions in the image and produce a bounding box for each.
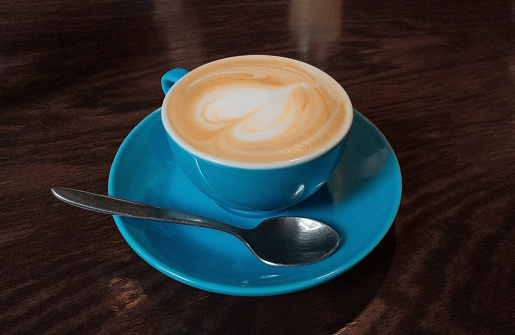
[1,0,514,334]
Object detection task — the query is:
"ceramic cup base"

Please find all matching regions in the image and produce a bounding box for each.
[217,202,288,218]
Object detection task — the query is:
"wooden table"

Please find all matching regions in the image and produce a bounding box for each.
[1,0,513,333]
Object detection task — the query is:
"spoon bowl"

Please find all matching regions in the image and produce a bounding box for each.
[51,187,340,266]
[241,217,340,266]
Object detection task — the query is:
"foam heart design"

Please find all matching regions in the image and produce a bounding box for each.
[195,84,306,142]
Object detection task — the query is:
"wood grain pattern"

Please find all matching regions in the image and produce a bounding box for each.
[1,0,514,334]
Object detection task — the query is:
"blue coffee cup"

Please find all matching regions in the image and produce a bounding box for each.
[161,56,353,213]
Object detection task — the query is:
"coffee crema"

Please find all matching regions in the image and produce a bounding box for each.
[165,55,350,163]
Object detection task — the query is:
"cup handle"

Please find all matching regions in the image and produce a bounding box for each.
[161,68,189,94]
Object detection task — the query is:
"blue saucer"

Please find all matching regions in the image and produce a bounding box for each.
[108,109,402,296]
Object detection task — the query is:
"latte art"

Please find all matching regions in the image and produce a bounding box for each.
[165,56,350,163]
[196,84,301,141]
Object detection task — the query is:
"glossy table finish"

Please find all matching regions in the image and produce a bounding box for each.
[1,0,514,334]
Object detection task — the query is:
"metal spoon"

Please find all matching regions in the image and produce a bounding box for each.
[51,187,340,266]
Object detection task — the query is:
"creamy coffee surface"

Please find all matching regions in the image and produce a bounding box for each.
[165,56,349,163]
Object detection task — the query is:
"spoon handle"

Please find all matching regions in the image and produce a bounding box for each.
[51,187,243,236]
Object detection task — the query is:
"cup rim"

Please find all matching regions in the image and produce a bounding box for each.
[161,55,354,170]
